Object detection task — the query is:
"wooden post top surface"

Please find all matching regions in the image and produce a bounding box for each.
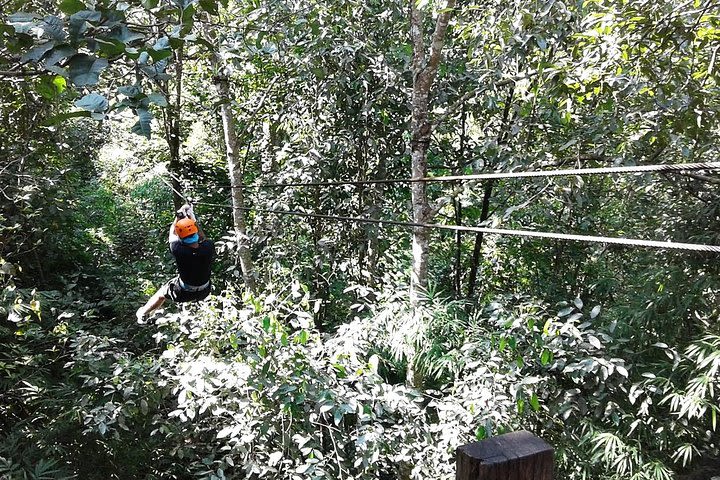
[456,431,554,480]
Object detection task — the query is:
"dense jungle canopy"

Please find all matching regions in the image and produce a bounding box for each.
[1,0,720,478]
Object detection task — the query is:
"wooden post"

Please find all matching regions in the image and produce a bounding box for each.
[456,431,553,480]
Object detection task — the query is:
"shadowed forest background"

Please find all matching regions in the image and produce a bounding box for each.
[1,0,720,478]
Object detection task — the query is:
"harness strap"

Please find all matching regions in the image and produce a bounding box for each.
[179,278,210,292]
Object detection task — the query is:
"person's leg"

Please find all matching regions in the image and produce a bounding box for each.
[136,284,169,323]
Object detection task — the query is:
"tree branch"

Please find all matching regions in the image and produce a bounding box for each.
[0,69,43,77]
[425,0,457,82]
[677,171,720,184]
[409,2,425,78]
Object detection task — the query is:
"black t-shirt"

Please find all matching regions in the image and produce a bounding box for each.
[170,239,215,286]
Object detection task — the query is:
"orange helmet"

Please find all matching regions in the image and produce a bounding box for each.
[175,218,198,239]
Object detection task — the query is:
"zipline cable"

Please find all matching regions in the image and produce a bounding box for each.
[228,161,720,188]
[194,201,720,253]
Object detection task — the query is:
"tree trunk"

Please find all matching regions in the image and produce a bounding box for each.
[466,88,514,299]
[213,74,258,294]
[407,0,457,387]
[466,181,494,299]
[453,104,468,297]
[408,0,456,306]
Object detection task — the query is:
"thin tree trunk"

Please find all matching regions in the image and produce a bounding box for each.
[466,181,494,299]
[408,0,456,306]
[453,104,468,297]
[466,88,514,299]
[407,0,457,387]
[213,74,258,294]
[366,152,386,282]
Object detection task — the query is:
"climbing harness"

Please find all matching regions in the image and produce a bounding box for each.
[179,278,210,292]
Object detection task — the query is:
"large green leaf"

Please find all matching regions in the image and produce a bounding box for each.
[95,37,126,55]
[180,5,195,35]
[148,36,173,61]
[146,92,167,107]
[140,60,170,80]
[44,45,76,67]
[69,10,101,23]
[148,48,172,62]
[108,25,144,45]
[198,0,218,15]
[131,108,153,138]
[35,75,63,99]
[58,0,86,15]
[7,12,40,35]
[20,41,55,63]
[118,85,141,97]
[74,93,108,112]
[68,10,101,38]
[67,53,108,86]
[40,15,66,41]
[41,110,91,126]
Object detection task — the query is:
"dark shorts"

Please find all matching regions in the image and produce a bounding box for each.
[163,277,211,303]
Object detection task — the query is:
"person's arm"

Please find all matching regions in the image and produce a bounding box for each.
[183,204,206,241]
[169,216,180,244]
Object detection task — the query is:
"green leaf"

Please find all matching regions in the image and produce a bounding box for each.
[36,75,66,99]
[517,398,525,414]
[148,48,172,62]
[333,407,344,425]
[181,7,195,35]
[69,10,101,23]
[147,92,167,106]
[68,10,101,38]
[42,110,91,126]
[130,108,152,138]
[40,15,66,41]
[44,45,76,67]
[108,25,144,44]
[540,349,552,366]
[530,393,540,412]
[36,76,58,99]
[95,37,126,55]
[475,425,487,440]
[141,0,159,8]
[59,0,86,15]
[67,53,107,86]
[75,93,108,112]
[199,0,218,15]
[118,85,141,97]
[52,75,67,93]
[21,41,55,63]
[153,36,170,50]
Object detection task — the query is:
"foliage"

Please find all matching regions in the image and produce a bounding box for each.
[1,0,720,478]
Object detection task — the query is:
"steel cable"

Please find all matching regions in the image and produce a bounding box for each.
[227,161,720,189]
[193,202,720,253]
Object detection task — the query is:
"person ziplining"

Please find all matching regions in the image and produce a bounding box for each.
[136,203,215,323]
